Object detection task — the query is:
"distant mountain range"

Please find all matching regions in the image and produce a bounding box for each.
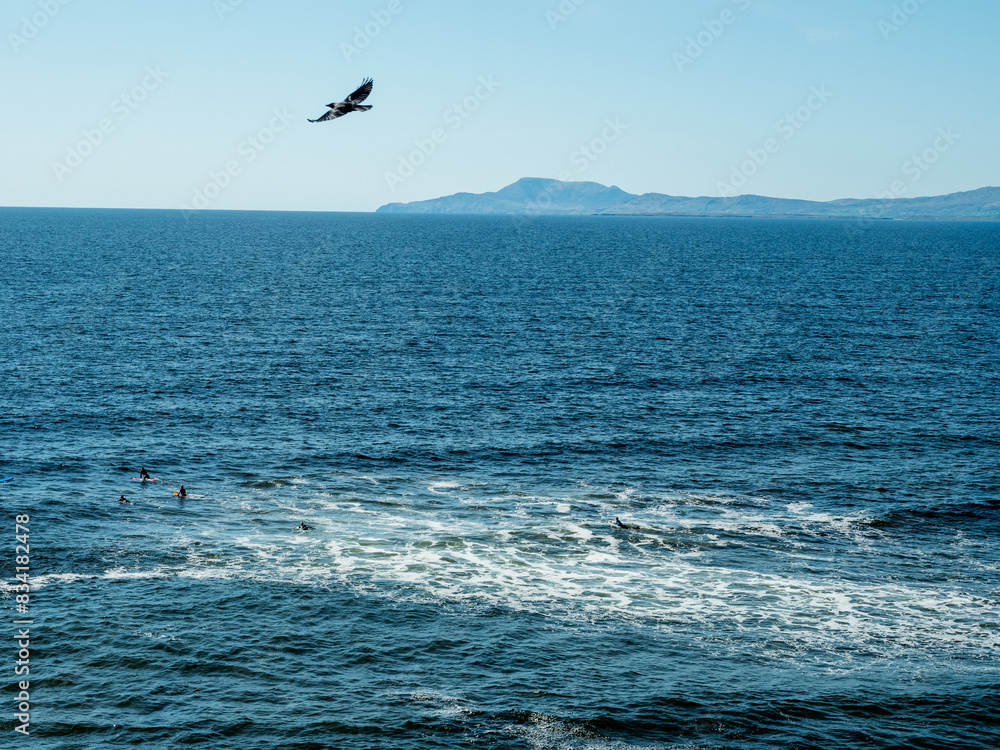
[377,178,1000,219]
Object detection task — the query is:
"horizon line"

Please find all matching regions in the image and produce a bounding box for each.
[4,179,999,215]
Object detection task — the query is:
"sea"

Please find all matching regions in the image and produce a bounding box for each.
[1,209,998,749]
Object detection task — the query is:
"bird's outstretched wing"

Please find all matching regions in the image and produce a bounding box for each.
[309,104,348,123]
[346,78,373,104]
[308,79,374,123]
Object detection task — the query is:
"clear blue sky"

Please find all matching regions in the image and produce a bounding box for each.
[4,0,998,211]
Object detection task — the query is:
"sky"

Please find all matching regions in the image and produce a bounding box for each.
[3,0,998,212]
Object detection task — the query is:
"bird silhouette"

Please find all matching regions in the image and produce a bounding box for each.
[309,78,374,123]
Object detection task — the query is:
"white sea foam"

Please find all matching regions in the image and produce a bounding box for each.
[12,482,996,660]
[268,486,999,655]
[428,480,462,494]
[502,711,671,750]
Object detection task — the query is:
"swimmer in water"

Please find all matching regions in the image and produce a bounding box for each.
[178,485,186,498]
[139,467,151,480]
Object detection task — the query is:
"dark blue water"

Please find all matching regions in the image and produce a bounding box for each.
[1,209,998,749]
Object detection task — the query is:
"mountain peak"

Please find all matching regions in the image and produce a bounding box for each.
[377,179,1000,219]
[493,177,633,208]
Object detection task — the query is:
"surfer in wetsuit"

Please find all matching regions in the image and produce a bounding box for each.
[178,485,186,498]
[119,495,132,505]
[615,516,629,529]
[298,522,311,531]
[140,467,151,480]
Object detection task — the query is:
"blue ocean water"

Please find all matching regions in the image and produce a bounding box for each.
[1,209,998,749]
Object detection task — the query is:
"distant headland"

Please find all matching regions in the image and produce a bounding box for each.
[377,178,1000,220]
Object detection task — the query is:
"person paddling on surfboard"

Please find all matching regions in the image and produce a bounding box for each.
[119,495,133,505]
[298,522,311,531]
[140,467,151,480]
[177,485,186,498]
[614,516,630,529]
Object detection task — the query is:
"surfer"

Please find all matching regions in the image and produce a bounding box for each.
[298,522,311,531]
[615,516,630,529]
[139,467,151,480]
[119,495,133,505]
[178,485,186,498]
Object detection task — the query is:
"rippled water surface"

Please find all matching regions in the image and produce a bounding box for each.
[1,209,998,748]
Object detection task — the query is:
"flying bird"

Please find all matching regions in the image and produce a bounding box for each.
[308,78,374,123]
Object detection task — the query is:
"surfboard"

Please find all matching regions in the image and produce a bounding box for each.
[132,477,159,481]
[1,477,13,483]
